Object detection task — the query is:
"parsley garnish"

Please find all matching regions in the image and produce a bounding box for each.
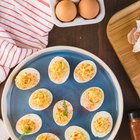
[63,100,68,117]
[18,127,31,140]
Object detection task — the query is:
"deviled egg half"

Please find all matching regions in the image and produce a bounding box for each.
[91,111,113,138]
[16,114,42,135]
[53,100,73,126]
[65,126,90,140]
[74,60,97,83]
[48,56,70,84]
[29,88,53,111]
[80,87,104,112]
[36,133,60,140]
[15,68,40,90]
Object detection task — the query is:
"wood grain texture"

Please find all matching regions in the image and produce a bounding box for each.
[107,1,140,98]
[1,0,140,140]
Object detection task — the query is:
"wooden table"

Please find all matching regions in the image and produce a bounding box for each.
[1,0,140,139]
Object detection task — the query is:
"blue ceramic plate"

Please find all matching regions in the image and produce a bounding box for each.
[2,46,123,140]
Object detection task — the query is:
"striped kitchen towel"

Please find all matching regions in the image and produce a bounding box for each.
[0,0,54,83]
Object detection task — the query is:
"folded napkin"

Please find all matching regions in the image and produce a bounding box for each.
[128,20,140,52]
[0,0,54,83]
[0,119,9,140]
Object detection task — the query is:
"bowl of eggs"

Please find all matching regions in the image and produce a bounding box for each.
[49,0,105,27]
[2,46,123,140]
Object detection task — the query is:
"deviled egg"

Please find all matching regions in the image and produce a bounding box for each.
[29,88,53,111]
[48,56,70,84]
[74,60,97,83]
[91,111,113,138]
[15,68,40,90]
[36,133,60,140]
[65,126,90,140]
[80,87,104,111]
[53,100,73,126]
[16,114,42,135]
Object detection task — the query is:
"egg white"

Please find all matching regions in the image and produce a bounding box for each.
[48,56,70,84]
[29,88,53,111]
[65,126,90,140]
[91,111,113,138]
[16,114,42,135]
[74,60,97,83]
[15,68,40,90]
[80,87,104,112]
[53,100,73,126]
[36,133,60,140]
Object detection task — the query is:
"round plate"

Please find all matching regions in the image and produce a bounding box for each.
[2,46,123,140]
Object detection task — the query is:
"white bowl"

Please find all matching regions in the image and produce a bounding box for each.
[49,0,105,27]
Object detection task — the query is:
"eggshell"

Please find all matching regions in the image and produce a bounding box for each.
[127,27,137,44]
[55,0,77,22]
[65,126,90,140]
[15,68,40,90]
[36,133,60,140]
[16,114,42,135]
[80,87,104,111]
[78,0,100,19]
[136,20,140,32]
[53,100,73,126]
[74,60,97,83]
[134,29,140,41]
[91,111,113,138]
[133,40,140,52]
[48,56,70,84]
[29,88,53,111]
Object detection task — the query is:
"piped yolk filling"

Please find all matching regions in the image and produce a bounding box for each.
[37,135,56,140]
[85,88,103,110]
[49,59,68,82]
[75,63,94,82]
[55,108,70,124]
[15,72,38,89]
[70,130,86,140]
[93,117,111,133]
[17,119,36,133]
[30,90,51,109]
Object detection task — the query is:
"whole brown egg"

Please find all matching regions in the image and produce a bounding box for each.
[78,0,100,19]
[55,0,77,22]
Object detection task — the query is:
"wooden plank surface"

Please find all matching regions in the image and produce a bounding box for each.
[107,1,140,97]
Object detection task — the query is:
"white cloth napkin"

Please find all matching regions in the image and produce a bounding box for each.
[0,119,9,140]
[0,0,54,83]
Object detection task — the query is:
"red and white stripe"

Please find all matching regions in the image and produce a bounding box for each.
[0,0,53,84]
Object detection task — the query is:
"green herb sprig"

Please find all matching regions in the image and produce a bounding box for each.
[18,127,31,140]
[63,100,68,117]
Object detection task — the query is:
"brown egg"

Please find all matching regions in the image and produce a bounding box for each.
[55,0,77,22]
[78,0,100,19]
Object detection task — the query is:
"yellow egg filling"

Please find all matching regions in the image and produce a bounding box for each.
[70,130,86,140]
[30,89,51,109]
[85,88,103,110]
[49,59,68,82]
[15,72,38,89]
[55,108,70,124]
[37,135,55,140]
[75,63,95,82]
[17,119,36,133]
[93,117,111,133]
